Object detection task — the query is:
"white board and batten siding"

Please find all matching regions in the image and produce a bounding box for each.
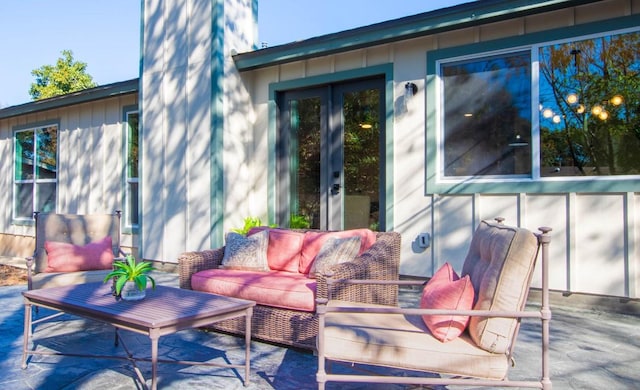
[140,0,256,264]
[415,193,639,298]
[0,95,138,249]
[241,0,640,299]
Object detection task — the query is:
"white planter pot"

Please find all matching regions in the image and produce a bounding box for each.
[120,281,146,301]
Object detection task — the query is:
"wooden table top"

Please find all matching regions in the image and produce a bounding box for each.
[23,283,255,331]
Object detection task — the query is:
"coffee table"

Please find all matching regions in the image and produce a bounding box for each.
[22,282,255,390]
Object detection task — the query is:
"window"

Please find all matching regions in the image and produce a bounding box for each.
[14,124,58,219]
[441,52,531,177]
[539,31,640,176]
[125,110,139,227]
[432,24,639,192]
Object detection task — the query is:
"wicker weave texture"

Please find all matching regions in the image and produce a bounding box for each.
[177,230,401,349]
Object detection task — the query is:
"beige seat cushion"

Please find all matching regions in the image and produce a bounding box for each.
[462,220,539,354]
[322,300,509,380]
[30,270,113,290]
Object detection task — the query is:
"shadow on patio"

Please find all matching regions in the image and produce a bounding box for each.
[1,274,639,389]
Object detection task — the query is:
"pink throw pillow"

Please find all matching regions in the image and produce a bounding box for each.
[44,236,114,273]
[420,262,474,342]
[248,228,305,273]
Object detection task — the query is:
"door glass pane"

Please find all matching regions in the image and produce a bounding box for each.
[342,89,380,230]
[291,97,321,229]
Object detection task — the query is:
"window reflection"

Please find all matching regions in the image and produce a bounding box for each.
[539,31,640,176]
[442,52,532,177]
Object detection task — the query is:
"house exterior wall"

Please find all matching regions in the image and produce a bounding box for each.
[140,0,258,262]
[0,94,139,257]
[239,0,640,298]
[0,0,637,301]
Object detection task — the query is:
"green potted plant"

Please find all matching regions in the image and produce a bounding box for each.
[231,216,276,235]
[289,214,311,229]
[103,255,156,301]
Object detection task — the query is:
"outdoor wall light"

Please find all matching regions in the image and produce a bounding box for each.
[402,82,418,113]
[404,82,418,99]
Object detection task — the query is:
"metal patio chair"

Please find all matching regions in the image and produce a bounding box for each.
[316,218,552,389]
[25,211,126,326]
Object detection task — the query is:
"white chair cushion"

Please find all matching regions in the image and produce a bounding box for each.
[322,300,509,380]
[461,220,539,353]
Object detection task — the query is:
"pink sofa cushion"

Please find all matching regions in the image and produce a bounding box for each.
[299,229,376,274]
[248,227,305,273]
[44,236,114,273]
[420,262,475,342]
[191,269,317,312]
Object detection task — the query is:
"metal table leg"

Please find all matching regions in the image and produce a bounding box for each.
[150,329,159,390]
[21,300,32,369]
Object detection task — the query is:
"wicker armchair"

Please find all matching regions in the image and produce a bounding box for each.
[178,230,401,350]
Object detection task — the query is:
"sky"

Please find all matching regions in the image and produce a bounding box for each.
[0,0,468,108]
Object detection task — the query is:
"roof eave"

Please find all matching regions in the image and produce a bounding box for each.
[234,0,603,71]
[0,78,140,120]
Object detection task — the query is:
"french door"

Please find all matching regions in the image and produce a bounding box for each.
[277,78,385,230]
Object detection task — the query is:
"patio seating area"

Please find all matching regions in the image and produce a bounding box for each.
[1,268,639,389]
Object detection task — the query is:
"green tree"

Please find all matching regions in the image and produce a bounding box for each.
[29,50,97,100]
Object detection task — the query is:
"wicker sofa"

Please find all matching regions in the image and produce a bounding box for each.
[178,229,401,350]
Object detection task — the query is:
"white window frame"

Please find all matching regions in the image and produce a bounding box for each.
[428,23,640,194]
[13,123,58,221]
[124,109,139,229]
[436,46,533,183]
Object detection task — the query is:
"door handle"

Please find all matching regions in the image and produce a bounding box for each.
[331,183,341,195]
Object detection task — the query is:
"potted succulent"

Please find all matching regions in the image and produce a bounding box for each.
[103,255,156,301]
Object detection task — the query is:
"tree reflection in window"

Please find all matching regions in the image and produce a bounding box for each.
[539,31,640,176]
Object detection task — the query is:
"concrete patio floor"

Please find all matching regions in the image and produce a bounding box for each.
[1,271,639,389]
